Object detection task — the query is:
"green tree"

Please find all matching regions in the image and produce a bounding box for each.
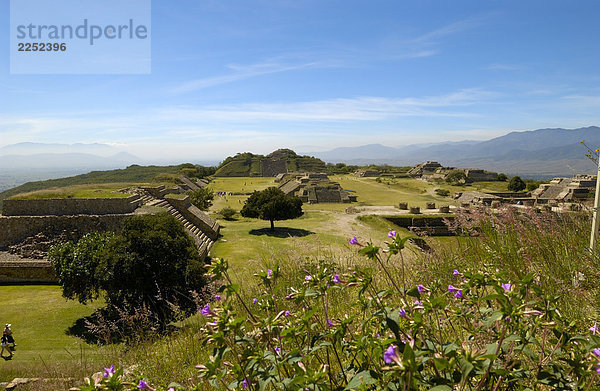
[497,173,508,181]
[189,187,214,210]
[241,187,303,230]
[508,176,527,192]
[49,213,206,330]
[445,170,467,185]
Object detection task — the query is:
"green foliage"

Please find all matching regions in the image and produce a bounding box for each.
[497,173,508,181]
[241,187,303,230]
[194,236,600,390]
[445,170,467,184]
[434,188,450,197]
[525,179,543,192]
[508,176,526,192]
[219,207,237,220]
[188,187,215,211]
[49,213,207,329]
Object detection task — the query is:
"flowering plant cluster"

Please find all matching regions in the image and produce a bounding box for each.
[78,365,183,391]
[195,232,600,390]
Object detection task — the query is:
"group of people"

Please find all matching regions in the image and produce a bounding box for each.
[1,324,16,359]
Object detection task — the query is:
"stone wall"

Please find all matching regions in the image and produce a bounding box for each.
[0,214,130,250]
[2,196,140,217]
[260,159,288,177]
[0,261,56,283]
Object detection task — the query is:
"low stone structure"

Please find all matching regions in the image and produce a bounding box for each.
[354,169,380,177]
[531,174,596,202]
[409,162,498,183]
[278,173,357,203]
[260,158,288,177]
[408,161,442,177]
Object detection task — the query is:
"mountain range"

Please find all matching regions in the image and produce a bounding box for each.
[303,126,600,178]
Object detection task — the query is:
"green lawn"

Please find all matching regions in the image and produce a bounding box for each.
[0,286,106,381]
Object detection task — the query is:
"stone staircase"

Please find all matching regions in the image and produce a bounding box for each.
[138,191,215,258]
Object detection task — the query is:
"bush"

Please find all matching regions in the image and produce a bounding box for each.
[434,188,450,197]
[49,213,207,333]
[497,173,508,181]
[219,207,237,220]
[445,170,467,184]
[508,176,526,192]
[189,187,214,211]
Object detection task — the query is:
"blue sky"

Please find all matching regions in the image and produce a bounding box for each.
[1,0,599,162]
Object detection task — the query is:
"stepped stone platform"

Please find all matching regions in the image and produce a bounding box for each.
[0,184,220,283]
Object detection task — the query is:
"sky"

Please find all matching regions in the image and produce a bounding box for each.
[1,0,599,162]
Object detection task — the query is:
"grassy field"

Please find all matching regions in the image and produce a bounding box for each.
[0,286,106,382]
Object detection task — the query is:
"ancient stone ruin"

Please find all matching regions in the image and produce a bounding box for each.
[354,169,381,177]
[278,173,357,203]
[531,174,596,202]
[0,186,220,283]
[409,161,498,183]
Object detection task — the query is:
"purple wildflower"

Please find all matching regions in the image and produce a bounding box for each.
[252,298,257,304]
[417,284,426,293]
[593,348,600,357]
[284,310,291,317]
[388,230,396,238]
[501,283,511,292]
[200,304,211,316]
[327,319,333,328]
[241,378,249,389]
[384,344,400,364]
[275,346,281,354]
[399,308,408,319]
[103,365,115,378]
[590,323,598,335]
[413,300,423,306]
[454,290,463,299]
[305,275,312,281]
[452,269,460,276]
[214,294,221,301]
[596,362,600,375]
[137,380,149,390]
[448,284,459,293]
[332,274,340,284]
[349,236,358,245]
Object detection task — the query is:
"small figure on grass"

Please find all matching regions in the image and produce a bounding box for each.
[0,334,12,359]
[3,324,15,349]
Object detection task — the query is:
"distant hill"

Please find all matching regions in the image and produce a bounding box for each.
[305,126,600,178]
[215,149,327,177]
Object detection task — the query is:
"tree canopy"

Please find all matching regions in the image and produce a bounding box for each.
[508,176,526,192]
[445,170,467,185]
[49,213,206,330]
[241,187,303,230]
[189,187,214,211]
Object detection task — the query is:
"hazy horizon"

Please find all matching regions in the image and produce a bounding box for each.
[2,1,600,161]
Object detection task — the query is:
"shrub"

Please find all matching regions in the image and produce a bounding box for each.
[434,188,450,197]
[49,213,207,333]
[445,170,467,185]
[219,207,237,220]
[508,176,526,192]
[497,173,508,181]
[189,187,215,211]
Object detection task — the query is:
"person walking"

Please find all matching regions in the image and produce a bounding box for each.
[0,333,12,359]
[3,324,15,349]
